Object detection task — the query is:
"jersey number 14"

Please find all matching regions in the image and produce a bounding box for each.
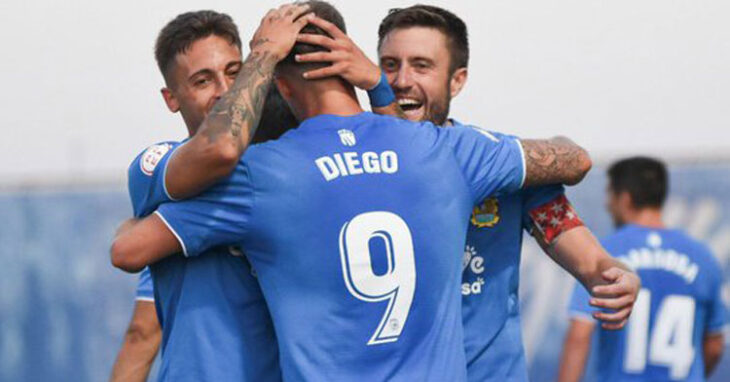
[339,211,416,345]
[624,289,696,380]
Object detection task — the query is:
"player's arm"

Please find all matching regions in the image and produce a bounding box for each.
[557,318,595,382]
[527,195,640,329]
[109,301,160,382]
[703,332,724,376]
[295,16,406,119]
[111,215,181,273]
[520,137,592,187]
[163,4,314,200]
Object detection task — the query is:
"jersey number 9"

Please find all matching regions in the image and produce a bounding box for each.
[339,211,417,345]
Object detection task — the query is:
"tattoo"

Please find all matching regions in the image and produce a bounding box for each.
[521,137,590,186]
[250,38,271,49]
[201,50,278,153]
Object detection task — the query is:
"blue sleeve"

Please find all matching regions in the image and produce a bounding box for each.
[134,267,154,302]
[440,126,525,205]
[568,281,594,321]
[127,141,181,217]
[520,185,566,231]
[155,161,255,257]
[705,260,728,333]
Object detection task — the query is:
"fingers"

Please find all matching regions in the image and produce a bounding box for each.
[280,3,310,20]
[592,281,629,297]
[296,51,338,63]
[302,65,343,80]
[296,33,337,50]
[593,306,632,325]
[601,320,627,330]
[307,15,347,39]
[601,267,623,282]
[590,294,634,310]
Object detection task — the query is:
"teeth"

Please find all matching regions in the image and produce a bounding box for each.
[397,98,421,106]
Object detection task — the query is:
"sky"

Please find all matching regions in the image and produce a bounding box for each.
[1,0,728,186]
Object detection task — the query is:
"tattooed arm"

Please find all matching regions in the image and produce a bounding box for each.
[164,4,313,199]
[521,136,592,187]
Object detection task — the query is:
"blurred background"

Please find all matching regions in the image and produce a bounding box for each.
[0,0,728,381]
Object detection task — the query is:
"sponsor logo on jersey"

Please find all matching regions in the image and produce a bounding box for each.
[462,245,486,296]
[140,143,172,176]
[471,198,500,228]
[338,129,356,146]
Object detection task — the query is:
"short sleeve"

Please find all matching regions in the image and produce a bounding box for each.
[155,161,255,258]
[568,281,594,322]
[705,263,728,333]
[440,126,525,204]
[520,185,566,231]
[134,267,154,302]
[128,141,182,217]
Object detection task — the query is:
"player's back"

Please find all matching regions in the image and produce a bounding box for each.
[594,224,726,381]
[238,112,524,381]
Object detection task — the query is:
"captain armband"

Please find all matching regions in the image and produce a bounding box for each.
[528,194,584,246]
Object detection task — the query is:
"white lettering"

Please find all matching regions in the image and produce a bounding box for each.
[315,151,399,181]
[315,157,340,181]
[343,152,363,175]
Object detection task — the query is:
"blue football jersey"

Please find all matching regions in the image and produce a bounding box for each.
[458,127,564,382]
[568,224,728,382]
[134,267,154,302]
[128,141,280,382]
[155,112,526,381]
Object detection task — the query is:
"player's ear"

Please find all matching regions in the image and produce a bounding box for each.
[449,67,468,98]
[161,87,180,113]
[618,191,633,213]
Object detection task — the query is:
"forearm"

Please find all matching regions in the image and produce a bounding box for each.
[165,49,279,199]
[548,227,629,291]
[521,136,592,187]
[111,215,182,272]
[703,333,724,376]
[557,324,592,382]
[110,303,161,382]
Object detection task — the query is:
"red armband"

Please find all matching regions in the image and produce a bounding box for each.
[528,194,584,245]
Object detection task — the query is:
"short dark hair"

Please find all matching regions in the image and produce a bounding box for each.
[378,5,469,73]
[155,10,242,83]
[278,1,346,73]
[608,157,668,209]
[253,86,298,143]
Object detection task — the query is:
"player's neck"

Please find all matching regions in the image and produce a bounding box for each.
[298,79,363,119]
[628,208,664,229]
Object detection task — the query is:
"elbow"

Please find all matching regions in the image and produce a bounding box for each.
[110,238,146,273]
[566,146,592,186]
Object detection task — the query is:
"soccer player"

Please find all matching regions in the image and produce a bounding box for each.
[293,4,641,381]
[558,157,727,382]
[110,268,160,382]
[113,8,314,381]
[111,2,597,380]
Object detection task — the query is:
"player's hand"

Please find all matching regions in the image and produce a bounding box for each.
[295,15,381,90]
[589,267,641,330]
[249,3,314,61]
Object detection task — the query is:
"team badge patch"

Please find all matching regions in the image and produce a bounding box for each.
[338,129,356,146]
[471,198,500,228]
[140,143,172,176]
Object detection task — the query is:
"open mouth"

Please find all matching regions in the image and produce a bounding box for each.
[397,98,423,113]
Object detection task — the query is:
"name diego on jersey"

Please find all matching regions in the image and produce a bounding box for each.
[315,151,398,181]
[616,232,699,284]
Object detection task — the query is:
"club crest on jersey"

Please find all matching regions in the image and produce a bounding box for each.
[140,143,172,176]
[338,129,356,146]
[471,198,500,228]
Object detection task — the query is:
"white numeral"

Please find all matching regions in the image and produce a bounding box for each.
[623,289,696,380]
[339,211,416,345]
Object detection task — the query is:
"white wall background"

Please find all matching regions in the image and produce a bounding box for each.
[1,0,728,185]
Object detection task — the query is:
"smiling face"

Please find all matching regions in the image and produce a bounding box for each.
[161,35,242,135]
[378,26,467,125]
